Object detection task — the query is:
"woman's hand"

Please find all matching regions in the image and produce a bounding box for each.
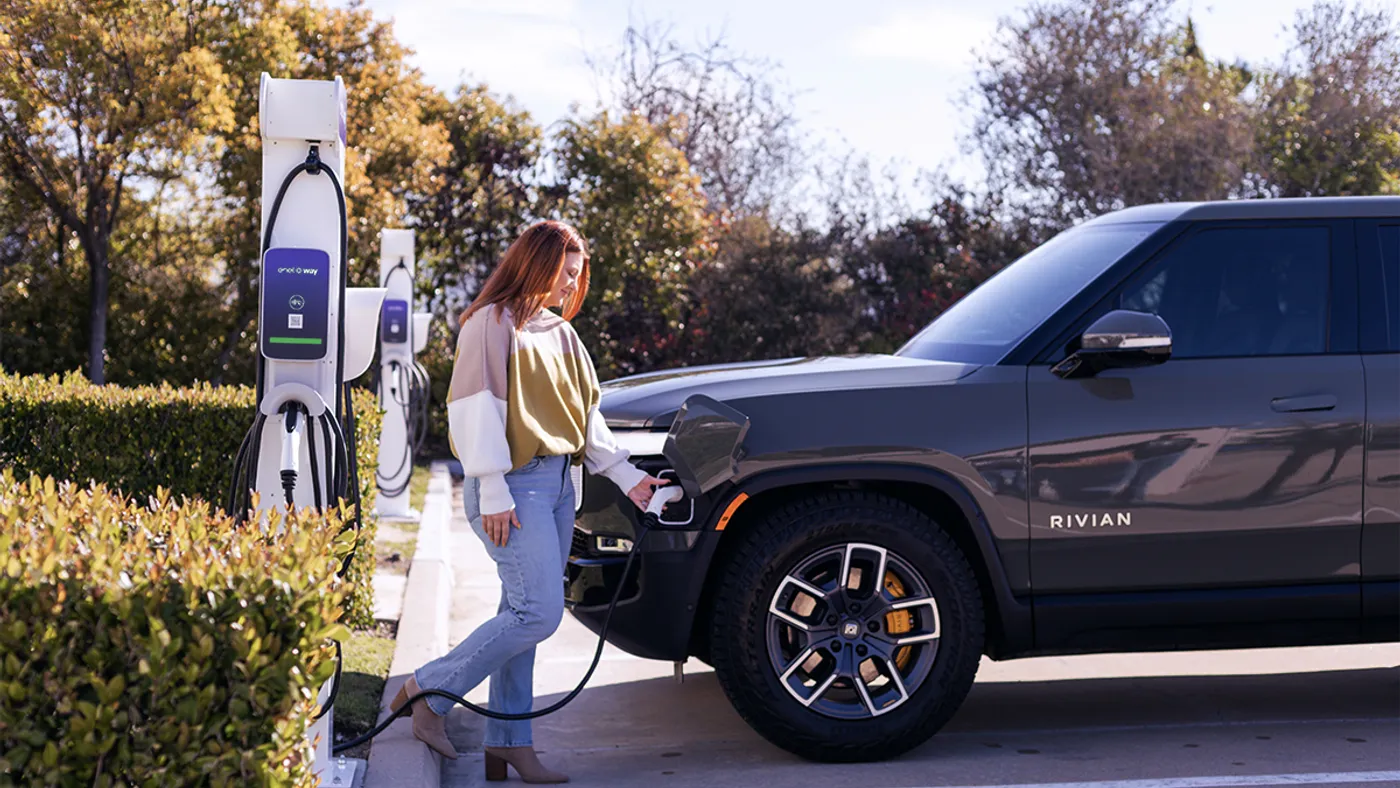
[482,507,522,547]
[627,475,672,512]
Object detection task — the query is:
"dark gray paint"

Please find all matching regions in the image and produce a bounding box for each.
[598,353,978,428]
[711,364,1033,594]
[1362,353,1400,583]
[1082,196,1400,227]
[1026,356,1366,596]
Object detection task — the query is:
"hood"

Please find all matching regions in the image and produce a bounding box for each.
[599,353,979,428]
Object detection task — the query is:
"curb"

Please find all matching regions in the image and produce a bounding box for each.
[363,461,456,788]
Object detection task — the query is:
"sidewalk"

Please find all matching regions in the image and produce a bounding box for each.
[440,474,683,787]
[362,462,455,788]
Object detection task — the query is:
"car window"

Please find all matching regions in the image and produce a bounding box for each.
[1117,226,1330,359]
[896,222,1161,364]
[1376,225,1399,352]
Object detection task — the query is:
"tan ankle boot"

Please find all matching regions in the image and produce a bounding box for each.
[400,676,457,759]
[388,682,412,718]
[483,746,568,783]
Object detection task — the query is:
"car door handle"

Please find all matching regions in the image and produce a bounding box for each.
[1270,394,1337,412]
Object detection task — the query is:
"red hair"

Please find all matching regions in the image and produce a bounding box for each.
[459,220,591,329]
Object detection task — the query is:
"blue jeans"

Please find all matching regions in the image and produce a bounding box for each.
[413,454,575,747]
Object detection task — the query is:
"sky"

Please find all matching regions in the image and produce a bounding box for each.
[367,0,1330,192]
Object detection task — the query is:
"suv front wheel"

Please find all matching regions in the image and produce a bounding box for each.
[708,491,985,762]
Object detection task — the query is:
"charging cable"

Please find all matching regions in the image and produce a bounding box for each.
[374,358,429,499]
[330,484,686,755]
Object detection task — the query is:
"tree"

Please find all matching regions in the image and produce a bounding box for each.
[0,174,84,375]
[0,0,235,384]
[588,18,806,224]
[99,181,234,385]
[411,85,544,323]
[683,216,859,364]
[1254,0,1400,197]
[844,184,1039,353]
[0,165,242,386]
[553,111,712,379]
[967,0,1256,229]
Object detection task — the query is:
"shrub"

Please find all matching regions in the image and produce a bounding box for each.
[0,371,383,629]
[0,471,351,786]
[342,384,381,630]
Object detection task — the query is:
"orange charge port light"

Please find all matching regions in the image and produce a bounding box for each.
[715,493,748,531]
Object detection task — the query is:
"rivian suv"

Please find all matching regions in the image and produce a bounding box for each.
[564,196,1400,762]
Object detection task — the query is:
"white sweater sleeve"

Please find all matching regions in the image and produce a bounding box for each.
[447,306,516,515]
[583,406,648,494]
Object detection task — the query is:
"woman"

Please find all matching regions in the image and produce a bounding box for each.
[391,220,668,783]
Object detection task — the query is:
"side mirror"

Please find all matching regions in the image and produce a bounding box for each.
[1051,309,1172,379]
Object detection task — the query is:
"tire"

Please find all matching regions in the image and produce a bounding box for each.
[708,491,984,762]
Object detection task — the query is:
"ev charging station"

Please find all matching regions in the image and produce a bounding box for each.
[374,228,433,520]
[228,72,385,786]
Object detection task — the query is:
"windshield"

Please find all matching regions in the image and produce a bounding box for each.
[895,221,1162,364]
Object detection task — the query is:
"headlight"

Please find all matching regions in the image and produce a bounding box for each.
[570,462,584,512]
[611,428,667,457]
[595,535,633,553]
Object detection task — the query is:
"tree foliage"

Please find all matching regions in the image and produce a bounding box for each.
[968,0,1258,229]
[845,187,1039,353]
[967,0,1398,229]
[590,19,806,223]
[1253,0,1400,197]
[411,85,543,320]
[0,0,235,383]
[554,111,712,378]
[682,216,858,364]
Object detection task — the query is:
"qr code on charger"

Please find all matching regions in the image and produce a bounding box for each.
[288,314,304,329]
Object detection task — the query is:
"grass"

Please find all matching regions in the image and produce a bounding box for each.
[374,462,432,575]
[377,538,416,567]
[333,622,398,760]
[408,461,431,513]
[335,462,433,754]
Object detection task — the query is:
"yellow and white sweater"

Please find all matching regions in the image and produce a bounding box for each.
[447,303,647,515]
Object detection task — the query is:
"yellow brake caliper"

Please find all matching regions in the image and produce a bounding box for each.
[883,572,914,671]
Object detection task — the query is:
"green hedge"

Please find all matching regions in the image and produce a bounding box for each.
[0,371,383,628]
[0,472,350,786]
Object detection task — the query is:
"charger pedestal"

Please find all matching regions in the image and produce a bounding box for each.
[253,71,383,787]
[373,228,432,522]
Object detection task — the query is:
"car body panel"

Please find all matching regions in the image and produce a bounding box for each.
[1357,217,1400,638]
[1026,356,1367,592]
[597,353,979,429]
[1361,352,1400,638]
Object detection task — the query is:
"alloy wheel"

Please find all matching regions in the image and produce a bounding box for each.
[765,542,941,719]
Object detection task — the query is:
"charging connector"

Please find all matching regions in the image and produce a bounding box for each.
[645,485,685,519]
[280,405,303,509]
